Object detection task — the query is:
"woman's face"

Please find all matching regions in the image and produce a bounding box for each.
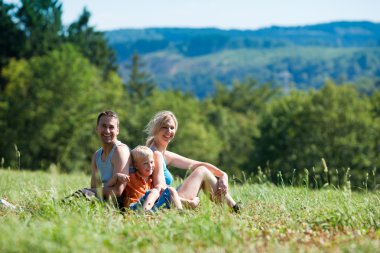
[156,117,176,146]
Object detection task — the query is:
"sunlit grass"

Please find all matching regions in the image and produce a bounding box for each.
[1,169,379,252]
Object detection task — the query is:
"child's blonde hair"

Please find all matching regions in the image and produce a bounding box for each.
[131,145,153,165]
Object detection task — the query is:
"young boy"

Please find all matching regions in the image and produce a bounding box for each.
[107,145,182,211]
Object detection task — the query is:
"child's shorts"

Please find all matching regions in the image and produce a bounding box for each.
[129,188,171,211]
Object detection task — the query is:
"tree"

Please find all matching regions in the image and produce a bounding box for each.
[125,53,156,101]
[121,89,223,178]
[0,1,25,91]
[0,1,124,171]
[204,103,258,177]
[255,82,377,186]
[370,91,380,167]
[0,44,125,171]
[213,78,280,113]
[16,0,63,57]
[66,7,117,76]
[208,78,279,176]
[0,0,117,84]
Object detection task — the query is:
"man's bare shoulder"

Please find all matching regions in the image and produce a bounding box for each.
[115,142,130,151]
[91,152,97,162]
[113,142,131,158]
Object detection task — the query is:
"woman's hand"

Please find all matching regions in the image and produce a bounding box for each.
[216,173,228,196]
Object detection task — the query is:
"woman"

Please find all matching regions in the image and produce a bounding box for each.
[145,111,240,212]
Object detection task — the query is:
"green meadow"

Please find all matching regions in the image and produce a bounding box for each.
[1,169,379,253]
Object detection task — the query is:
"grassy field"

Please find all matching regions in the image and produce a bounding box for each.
[0,169,379,253]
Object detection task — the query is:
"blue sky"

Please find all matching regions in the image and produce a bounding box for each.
[6,0,380,31]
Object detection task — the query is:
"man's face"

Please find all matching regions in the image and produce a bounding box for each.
[96,116,119,144]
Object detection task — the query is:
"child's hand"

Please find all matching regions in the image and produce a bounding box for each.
[154,184,166,194]
[116,173,130,183]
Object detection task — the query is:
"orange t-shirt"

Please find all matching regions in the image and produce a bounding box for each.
[123,172,153,206]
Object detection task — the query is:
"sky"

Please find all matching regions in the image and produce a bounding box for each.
[6,0,380,31]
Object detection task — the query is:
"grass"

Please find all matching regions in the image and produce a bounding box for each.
[1,168,379,253]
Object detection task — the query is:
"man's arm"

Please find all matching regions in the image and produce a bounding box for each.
[90,153,99,189]
[102,144,131,197]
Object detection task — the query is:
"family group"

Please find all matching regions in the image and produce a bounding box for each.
[85,110,241,213]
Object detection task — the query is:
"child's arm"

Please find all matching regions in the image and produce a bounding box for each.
[106,173,130,187]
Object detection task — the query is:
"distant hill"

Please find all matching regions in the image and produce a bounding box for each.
[105,21,380,97]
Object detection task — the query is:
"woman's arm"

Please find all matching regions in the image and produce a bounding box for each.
[152,151,166,190]
[165,151,225,176]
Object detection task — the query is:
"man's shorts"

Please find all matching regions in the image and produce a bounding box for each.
[129,188,171,211]
[72,188,125,210]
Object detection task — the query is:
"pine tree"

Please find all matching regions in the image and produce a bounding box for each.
[125,53,156,101]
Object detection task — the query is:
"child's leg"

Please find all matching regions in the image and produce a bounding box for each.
[153,188,181,210]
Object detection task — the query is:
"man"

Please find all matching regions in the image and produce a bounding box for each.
[88,111,131,205]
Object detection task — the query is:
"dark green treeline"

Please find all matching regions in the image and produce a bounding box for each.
[0,0,379,189]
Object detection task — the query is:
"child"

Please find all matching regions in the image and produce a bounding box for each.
[108,145,182,211]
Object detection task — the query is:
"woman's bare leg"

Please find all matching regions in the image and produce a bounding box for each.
[221,193,236,208]
[179,196,200,209]
[177,166,237,208]
[167,187,183,210]
[177,166,216,199]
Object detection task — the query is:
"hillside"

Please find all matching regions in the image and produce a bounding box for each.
[105,21,380,97]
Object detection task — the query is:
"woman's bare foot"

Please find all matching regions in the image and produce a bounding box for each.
[181,196,200,209]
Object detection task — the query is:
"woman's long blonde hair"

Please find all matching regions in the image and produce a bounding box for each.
[145,111,178,147]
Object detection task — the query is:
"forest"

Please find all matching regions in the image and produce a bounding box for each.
[0,0,379,189]
[107,23,380,97]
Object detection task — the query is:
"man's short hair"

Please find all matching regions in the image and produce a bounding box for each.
[97,111,119,126]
